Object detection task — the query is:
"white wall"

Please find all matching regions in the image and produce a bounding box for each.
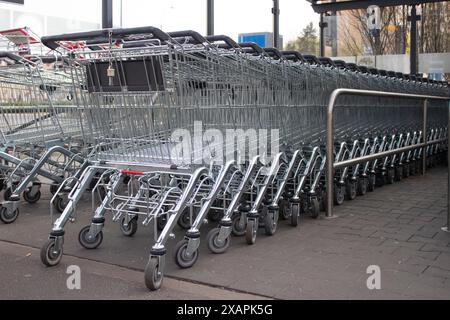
[334,53,450,74]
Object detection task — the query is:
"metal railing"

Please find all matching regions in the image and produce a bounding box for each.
[325,88,450,232]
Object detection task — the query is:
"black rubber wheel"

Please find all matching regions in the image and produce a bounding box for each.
[376,173,385,187]
[290,203,300,227]
[403,163,410,178]
[177,208,194,230]
[386,168,395,184]
[309,198,320,219]
[50,184,59,195]
[157,215,167,231]
[357,177,368,196]
[345,180,357,200]
[4,187,12,201]
[231,214,246,236]
[278,199,290,220]
[334,185,345,205]
[78,225,103,249]
[120,217,138,237]
[23,189,41,204]
[53,195,68,213]
[264,208,277,236]
[0,206,19,224]
[367,174,376,192]
[206,227,230,254]
[207,209,222,222]
[40,239,63,267]
[395,166,403,181]
[174,239,198,269]
[145,257,163,291]
[245,219,257,245]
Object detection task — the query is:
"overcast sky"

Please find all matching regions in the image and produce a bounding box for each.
[1,0,319,43]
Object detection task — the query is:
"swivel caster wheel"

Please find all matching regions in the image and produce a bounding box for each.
[174,239,198,269]
[40,239,63,267]
[78,226,103,249]
[207,228,230,254]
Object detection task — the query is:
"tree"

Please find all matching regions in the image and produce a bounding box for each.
[285,22,319,55]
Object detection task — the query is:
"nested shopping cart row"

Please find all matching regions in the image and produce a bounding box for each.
[0,26,448,291]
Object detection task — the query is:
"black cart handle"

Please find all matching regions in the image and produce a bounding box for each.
[41,26,170,50]
[263,47,283,60]
[206,35,239,49]
[167,30,209,45]
[238,42,264,55]
[0,51,35,65]
[281,51,305,63]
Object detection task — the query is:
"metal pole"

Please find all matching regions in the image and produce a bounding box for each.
[102,0,113,29]
[409,5,418,75]
[444,100,450,232]
[207,0,214,36]
[422,99,428,175]
[326,90,339,218]
[272,0,280,49]
[319,13,326,57]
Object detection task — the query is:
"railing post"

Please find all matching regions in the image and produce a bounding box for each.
[423,99,428,175]
[326,90,339,218]
[444,99,450,233]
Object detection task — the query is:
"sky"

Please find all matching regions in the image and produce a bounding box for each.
[0,0,319,43]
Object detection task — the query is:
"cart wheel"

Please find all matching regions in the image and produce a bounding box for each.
[145,256,163,291]
[376,172,385,187]
[157,215,167,231]
[333,184,345,205]
[177,208,194,230]
[395,166,403,181]
[120,216,138,237]
[278,199,290,220]
[309,198,320,219]
[53,195,68,213]
[345,180,357,200]
[386,168,395,184]
[245,219,257,245]
[403,164,410,178]
[320,192,326,211]
[357,177,367,196]
[290,203,300,227]
[40,238,63,267]
[207,209,222,222]
[207,227,230,254]
[23,189,41,204]
[174,239,198,269]
[264,209,277,236]
[0,179,5,192]
[367,174,376,191]
[0,206,19,224]
[231,214,246,236]
[50,183,59,195]
[3,187,12,201]
[78,226,103,249]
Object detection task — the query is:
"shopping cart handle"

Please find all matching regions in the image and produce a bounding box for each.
[205,35,239,49]
[168,30,209,45]
[303,55,321,65]
[318,57,336,67]
[333,60,348,69]
[281,51,305,63]
[0,51,28,64]
[238,42,264,55]
[41,26,170,50]
[263,48,283,60]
